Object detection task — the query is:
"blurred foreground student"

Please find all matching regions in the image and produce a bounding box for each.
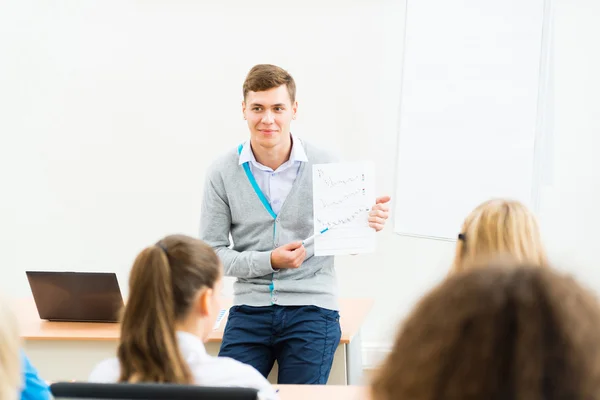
[20,353,51,400]
[89,235,277,399]
[0,295,50,400]
[0,296,21,400]
[371,264,600,400]
[451,199,548,274]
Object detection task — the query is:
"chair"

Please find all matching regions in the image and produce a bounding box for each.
[50,382,259,400]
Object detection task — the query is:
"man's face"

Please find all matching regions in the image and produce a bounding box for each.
[242,85,297,150]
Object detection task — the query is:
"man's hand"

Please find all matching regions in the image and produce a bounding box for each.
[369,195,391,232]
[271,241,306,269]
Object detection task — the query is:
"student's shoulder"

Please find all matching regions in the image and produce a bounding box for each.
[299,138,340,164]
[219,356,264,375]
[88,358,120,383]
[209,356,275,393]
[199,355,262,381]
[20,351,52,400]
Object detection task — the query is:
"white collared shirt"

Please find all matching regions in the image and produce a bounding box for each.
[238,134,308,215]
[88,331,278,400]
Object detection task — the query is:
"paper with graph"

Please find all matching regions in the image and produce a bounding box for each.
[312,162,376,256]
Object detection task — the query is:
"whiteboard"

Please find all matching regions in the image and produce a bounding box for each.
[394,0,547,240]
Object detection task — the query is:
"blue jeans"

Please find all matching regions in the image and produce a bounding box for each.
[218,305,341,384]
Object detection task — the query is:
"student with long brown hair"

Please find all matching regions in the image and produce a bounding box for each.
[89,235,277,399]
[371,264,600,400]
[451,199,548,274]
[0,294,50,400]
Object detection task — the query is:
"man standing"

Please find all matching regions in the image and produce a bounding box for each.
[200,64,390,384]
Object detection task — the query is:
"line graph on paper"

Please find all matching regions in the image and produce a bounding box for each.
[315,207,369,228]
[312,162,376,256]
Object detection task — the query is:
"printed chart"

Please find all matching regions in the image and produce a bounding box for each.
[312,162,376,256]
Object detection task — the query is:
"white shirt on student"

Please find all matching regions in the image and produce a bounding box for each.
[88,331,278,400]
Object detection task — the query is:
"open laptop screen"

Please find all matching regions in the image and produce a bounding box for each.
[26,271,123,322]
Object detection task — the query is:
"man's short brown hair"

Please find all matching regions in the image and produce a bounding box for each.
[243,64,296,103]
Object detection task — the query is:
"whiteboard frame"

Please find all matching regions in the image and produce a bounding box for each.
[392,0,554,242]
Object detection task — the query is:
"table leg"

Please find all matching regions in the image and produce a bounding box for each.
[345,331,363,385]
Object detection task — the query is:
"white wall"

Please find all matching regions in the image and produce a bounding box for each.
[351,0,600,365]
[359,0,600,363]
[2,0,599,370]
[0,0,406,357]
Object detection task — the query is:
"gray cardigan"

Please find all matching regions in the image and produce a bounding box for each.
[199,139,339,310]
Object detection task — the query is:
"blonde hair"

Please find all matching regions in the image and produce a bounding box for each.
[371,265,600,400]
[451,199,547,274]
[0,296,21,400]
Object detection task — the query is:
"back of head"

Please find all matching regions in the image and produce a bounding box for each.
[243,64,296,102]
[371,265,600,400]
[118,234,221,384]
[451,199,548,274]
[0,296,21,400]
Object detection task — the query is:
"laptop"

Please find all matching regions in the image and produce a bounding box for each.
[26,271,124,322]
